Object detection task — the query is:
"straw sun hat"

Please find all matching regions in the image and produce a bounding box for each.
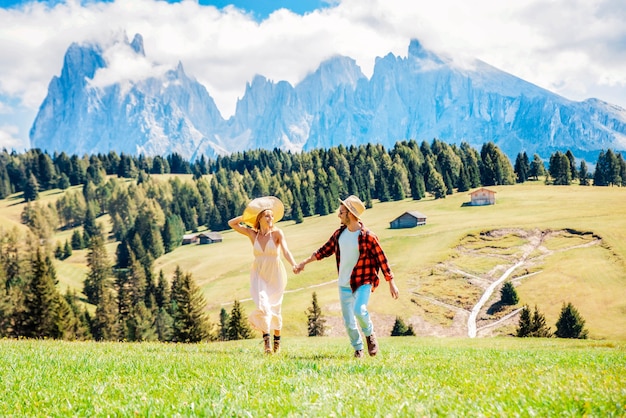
[242,196,285,228]
[339,195,365,219]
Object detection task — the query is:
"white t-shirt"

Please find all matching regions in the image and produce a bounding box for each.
[338,228,360,288]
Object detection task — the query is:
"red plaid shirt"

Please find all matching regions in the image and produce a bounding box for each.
[314,223,394,292]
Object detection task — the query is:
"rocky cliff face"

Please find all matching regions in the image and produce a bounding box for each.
[30,35,626,162]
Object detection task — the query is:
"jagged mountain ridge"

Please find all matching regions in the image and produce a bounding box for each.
[30,33,626,162]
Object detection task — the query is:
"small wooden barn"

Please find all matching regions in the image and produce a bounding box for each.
[198,232,223,244]
[469,187,496,206]
[390,211,427,229]
[181,234,198,245]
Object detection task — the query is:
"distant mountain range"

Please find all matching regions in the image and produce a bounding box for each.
[30,33,626,162]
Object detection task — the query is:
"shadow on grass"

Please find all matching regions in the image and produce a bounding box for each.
[284,353,349,360]
[487,301,506,315]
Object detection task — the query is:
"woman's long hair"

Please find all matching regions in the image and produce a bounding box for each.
[254,210,268,231]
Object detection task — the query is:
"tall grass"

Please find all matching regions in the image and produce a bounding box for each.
[1,337,624,416]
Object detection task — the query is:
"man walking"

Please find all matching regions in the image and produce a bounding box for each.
[296,195,399,358]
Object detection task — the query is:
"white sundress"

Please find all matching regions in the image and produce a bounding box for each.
[248,231,287,333]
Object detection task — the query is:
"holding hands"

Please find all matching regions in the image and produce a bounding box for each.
[292,254,314,275]
[292,262,305,274]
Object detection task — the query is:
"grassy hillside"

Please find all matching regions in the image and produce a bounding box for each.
[2,180,625,339]
[1,337,624,416]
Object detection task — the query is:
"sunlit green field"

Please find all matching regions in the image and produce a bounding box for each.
[0,337,624,416]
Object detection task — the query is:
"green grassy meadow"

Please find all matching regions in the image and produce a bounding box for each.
[1,337,624,416]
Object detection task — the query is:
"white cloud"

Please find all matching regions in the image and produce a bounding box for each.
[89,40,171,90]
[0,124,23,150]
[0,0,625,149]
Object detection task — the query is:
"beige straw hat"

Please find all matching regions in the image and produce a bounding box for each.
[339,195,365,219]
[242,196,285,227]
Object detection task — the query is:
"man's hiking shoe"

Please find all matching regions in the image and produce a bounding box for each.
[273,336,281,354]
[354,349,364,358]
[366,333,378,356]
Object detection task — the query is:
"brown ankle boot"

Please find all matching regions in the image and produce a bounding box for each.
[273,335,281,353]
[263,333,271,354]
[366,333,378,356]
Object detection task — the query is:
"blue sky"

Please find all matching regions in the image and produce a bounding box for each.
[0,0,329,18]
[0,0,625,151]
[194,0,329,19]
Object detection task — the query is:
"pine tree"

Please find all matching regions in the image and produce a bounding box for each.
[529,154,546,180]
[291,199,304,224]
[53,293,78,340]
[226,300,253,341]
[92,288,120,341]
[427,168,447,199]
[500,282,519,305]
[71,229,84,250]
[0,162,12,199]
[516,305,533,337]
[84,234,111,305]
[306,292,326,337]
[565,150,578,181]
[128,301,157,342]
[218,307,230,341]
[155,307,174,342]
[549,151,572,185]
[391,317,415,336]
[555,302,588,339]
[23,173,39,202]
[155,269,170,309]
[54,241,64,260]
[579,160,589,186]
[456,164,471,193]
[162,214,185,253]
[63,240,72,259]
[514,152,530,183]
[170,266,212,343]
[21,249,59,338]
[64,289,91,340]
[593,151,606,186]
[530,305,552,338]
[516,305,551,337]
[82,204,100,243]
[480,142,515,185]
[57,173,71,190]
[0,266,13,337]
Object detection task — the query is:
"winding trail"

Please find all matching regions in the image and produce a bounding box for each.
[467,259,525,337]
[463,230,600,338]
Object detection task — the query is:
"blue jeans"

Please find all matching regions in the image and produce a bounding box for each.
[339,284,373,351]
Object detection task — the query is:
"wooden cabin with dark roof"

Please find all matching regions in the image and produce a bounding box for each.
[181,234,198,245]
[198,232,223,244]
[390,211,427,229]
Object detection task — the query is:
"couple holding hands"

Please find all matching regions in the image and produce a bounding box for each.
[228,194,399,357]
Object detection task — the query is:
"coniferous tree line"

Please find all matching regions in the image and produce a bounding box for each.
[2,143,623,206]
[512,148,625,186]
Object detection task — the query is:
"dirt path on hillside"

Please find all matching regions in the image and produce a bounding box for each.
[409,228,601,338]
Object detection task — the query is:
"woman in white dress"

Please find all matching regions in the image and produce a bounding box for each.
[228,196,299,354]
